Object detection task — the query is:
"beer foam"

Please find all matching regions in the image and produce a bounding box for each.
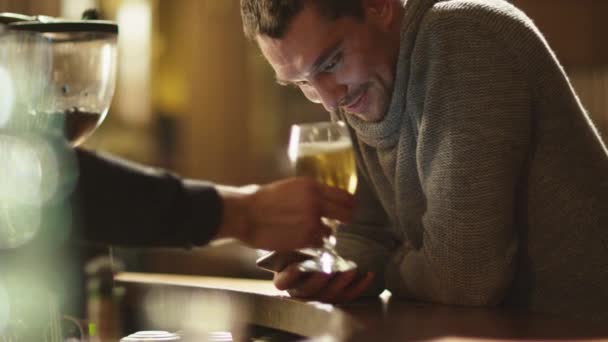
[296,138,352,156]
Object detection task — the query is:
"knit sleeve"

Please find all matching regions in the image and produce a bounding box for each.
[386,13,532,305]
[335,153,399,297]
[73,149,223,248]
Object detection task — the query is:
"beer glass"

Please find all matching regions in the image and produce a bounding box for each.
[288,121,357,273]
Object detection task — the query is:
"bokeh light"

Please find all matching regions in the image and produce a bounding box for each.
[0,203,42,250]
[0,134,71,249]
[0,273,62,341]
[0,281,10,336]
[0,66,15,127]
[0,136,44,205]
[0,137,43,249]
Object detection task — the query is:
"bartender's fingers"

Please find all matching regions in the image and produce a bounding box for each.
[300,224,331,249]
[287,272,332,299]
[315,270,359,302]
[335,272,375,303]
[321,200,354,223]
[273,264,306,291]
[315,224,333,241]
[319,185,355,218]
[319,183,355,205]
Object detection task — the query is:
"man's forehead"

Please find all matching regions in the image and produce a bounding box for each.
[255,3,344,82]
[257,36,310,81]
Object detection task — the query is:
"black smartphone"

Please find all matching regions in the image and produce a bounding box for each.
[255,250,315,273]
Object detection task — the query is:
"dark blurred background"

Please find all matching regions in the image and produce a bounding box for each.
[1,0,607,278]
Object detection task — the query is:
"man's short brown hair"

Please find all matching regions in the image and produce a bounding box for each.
[240,0,364,40]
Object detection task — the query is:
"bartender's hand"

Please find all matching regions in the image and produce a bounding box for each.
[274,265,374,303]
[216,177,355,251]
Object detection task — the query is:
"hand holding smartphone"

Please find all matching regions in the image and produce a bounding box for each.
[255,250,315,273]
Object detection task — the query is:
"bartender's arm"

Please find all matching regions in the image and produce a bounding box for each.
[74,149,354,250]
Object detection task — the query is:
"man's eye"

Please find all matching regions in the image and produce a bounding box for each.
[295,81,309,87]
[322,53,342,72]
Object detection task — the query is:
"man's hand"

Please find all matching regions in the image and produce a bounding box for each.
[274,264,374,303]
[216,177,355,251]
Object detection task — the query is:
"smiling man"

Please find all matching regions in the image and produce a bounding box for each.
[252,0,400,122]
[241,0,608,319]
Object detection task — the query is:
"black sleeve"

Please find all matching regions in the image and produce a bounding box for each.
[72,148,223,248]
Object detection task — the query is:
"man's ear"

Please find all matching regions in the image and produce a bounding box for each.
[363,0,396,30]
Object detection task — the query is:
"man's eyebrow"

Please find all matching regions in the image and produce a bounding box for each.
[275,40,343,86]
[310,40,343,74]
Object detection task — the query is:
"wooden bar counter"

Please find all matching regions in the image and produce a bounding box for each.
[115,272,608,341]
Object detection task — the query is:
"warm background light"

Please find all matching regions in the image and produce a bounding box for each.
[2,0,607,293]
[1,0,607,338]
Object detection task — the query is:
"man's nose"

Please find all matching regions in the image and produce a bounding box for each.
[311,76,346,112]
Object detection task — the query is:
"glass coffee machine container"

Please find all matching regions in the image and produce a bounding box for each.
[0,15,119,342]
[6,18,118,146]
[0,12,33,31]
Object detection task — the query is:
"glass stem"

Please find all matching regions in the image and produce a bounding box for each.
[321,219,340,255]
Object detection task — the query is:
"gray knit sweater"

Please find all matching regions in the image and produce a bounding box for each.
[336,0,608,319]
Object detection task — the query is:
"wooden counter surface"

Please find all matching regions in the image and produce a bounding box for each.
[115,272,608,341]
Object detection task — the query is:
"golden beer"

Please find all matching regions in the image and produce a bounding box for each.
[292,139,357,194]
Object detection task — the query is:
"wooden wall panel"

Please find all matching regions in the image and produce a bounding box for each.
[177,0,253,184]
[512,0,607,67]
[0,0,60,17]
